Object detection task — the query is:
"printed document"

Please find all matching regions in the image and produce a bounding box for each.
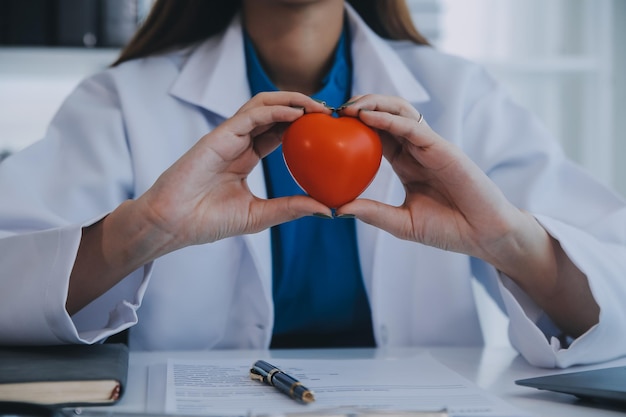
[165,353,533,417]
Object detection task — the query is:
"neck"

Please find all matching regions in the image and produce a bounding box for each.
[242,0,345,95]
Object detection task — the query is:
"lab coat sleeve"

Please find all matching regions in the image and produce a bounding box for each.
[0,71,151,344]
[461,68,626,367]
[498,214,626,368]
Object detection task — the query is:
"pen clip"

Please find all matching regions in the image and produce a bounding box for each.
[250,360,280,385]
[249,367,265,382]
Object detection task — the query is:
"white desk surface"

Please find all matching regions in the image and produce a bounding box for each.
[111,347,626,417]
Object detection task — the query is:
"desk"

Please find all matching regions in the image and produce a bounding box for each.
[111,347,626,417]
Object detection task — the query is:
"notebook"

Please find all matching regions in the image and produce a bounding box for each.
[0,343,128,407]
[516,365,626,406]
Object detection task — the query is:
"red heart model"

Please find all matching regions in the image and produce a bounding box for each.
[282,113,383,208]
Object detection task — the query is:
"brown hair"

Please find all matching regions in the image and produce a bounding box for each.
[112,0,429,67]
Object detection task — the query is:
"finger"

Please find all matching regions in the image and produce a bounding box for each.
[336,95,440,156]
[204,105,304,164]
[356,110,453,169]
[251,195,332,230]
[224,105,304,136]
[244,109,313,159]
[238,91,332,115]
[231,101,333,159]
[337,94,421,120]
[336,94,366,110]
[252,122,291,159]
[336,198,411,240]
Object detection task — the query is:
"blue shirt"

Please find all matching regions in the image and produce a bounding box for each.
[244,24,375,348]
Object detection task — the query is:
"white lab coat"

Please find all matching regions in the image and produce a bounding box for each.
[1,6,625,368]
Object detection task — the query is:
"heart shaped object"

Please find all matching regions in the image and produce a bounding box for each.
[282,113,383,208]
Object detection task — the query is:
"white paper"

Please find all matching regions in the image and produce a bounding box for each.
[165,354,533,417]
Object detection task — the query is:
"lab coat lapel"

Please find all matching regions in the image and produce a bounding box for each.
[169,13,250,120]
[243,165,273,299]
[168,14,273,310]
[346,4,429,103]
[345,4,430,296]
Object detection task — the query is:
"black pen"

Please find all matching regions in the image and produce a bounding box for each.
[250,360,315,403]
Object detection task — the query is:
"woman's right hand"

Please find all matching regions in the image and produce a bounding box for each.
[138,91,332,249]
[68,92,331,314]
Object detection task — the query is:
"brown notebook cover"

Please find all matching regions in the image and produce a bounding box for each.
[0,343,128,407]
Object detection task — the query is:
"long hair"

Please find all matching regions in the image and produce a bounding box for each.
[112,0,429,66]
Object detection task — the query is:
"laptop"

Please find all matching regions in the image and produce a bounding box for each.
[516,365,626,406]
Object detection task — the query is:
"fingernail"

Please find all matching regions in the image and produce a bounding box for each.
[312,212,333,219]
[290,105,305,112]
[335,213,356,219]
[337,101,356,111]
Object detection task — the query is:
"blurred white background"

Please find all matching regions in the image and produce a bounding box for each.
[0,0,624,347]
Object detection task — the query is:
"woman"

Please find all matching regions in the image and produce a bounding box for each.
[0,0,624,367]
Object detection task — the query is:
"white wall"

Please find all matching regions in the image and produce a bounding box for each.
[612,0,626,197]
[0,48,119,154]
[438,0,624,197]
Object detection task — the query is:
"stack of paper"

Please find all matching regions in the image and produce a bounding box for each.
[163,353,533,417]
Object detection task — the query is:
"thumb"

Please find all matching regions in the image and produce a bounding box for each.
[336,198,403,230]
[255,195,332,229]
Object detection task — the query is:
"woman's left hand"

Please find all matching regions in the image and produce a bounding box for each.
[336,94,599,337]
[336,94,530,264]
